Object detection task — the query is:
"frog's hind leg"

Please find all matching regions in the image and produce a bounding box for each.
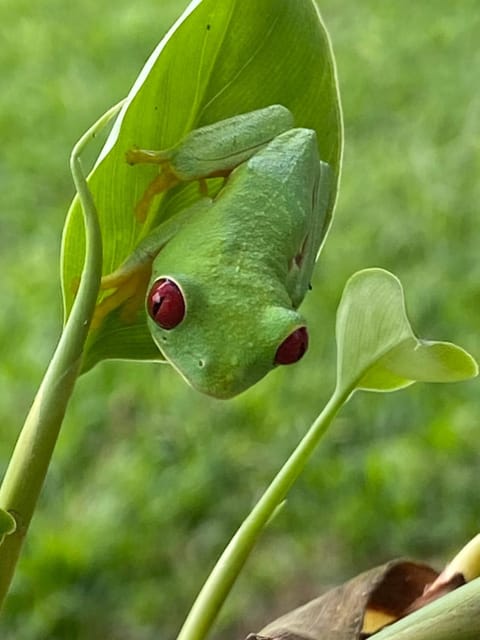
[126,105,295,224]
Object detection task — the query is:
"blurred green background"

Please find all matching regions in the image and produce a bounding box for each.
[1,1,479,638]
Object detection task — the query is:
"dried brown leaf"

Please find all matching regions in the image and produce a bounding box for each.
[246,560,438,640]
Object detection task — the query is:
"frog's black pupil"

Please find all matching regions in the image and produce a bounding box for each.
[152,299,161,316]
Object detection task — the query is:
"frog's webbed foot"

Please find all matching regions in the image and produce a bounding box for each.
[91,263,152,329]
[126,148,181,223]
[133,172,181,223]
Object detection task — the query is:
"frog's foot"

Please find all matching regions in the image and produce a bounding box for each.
[91,264,152,330]
[126,148,181,223]
[126,148,172,166]
[133,171,180,223]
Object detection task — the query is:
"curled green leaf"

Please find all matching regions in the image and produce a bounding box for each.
[335,268,478,396]
[61,0,343,372]
[0,509,16,546]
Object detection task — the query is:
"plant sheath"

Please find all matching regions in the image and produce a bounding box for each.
[0,102,123,608]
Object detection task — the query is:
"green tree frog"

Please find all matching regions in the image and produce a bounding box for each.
[96,105,332,398]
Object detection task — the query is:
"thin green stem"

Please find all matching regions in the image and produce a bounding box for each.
[176,385,352,640]
[0,100,124,609]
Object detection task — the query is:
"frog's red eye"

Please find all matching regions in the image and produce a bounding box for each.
[274,327,309,365]
[147,278,185,330]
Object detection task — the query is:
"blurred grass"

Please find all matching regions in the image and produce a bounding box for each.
[1,1,480,638]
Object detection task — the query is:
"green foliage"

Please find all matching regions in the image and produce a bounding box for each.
[1,0,479,639]
[61,0,342,371]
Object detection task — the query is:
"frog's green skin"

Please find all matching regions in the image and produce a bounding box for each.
[101,106,332,398]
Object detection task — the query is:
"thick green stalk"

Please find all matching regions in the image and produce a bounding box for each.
[372,577,480,640]
[0,102,123,608]
[176,385,351,640]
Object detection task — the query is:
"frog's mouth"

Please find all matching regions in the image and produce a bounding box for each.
[177,355,251,399]
[164,347,262,399]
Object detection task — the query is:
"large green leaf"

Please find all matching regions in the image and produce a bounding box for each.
[61,0,343,371]
[335,269,478,396]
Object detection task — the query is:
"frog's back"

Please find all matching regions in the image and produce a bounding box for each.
[155,128,324,297]
[210,128,321,265]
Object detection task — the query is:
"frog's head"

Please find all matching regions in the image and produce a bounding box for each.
[146,275,308,399]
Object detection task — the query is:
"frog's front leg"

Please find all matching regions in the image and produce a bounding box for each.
[91,197,212,328]
[127,104,294,222]
[91,263,152,329]
[91,232,165,329]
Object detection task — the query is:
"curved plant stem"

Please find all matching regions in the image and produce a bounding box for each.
[176,385,351,640]
[0,101,124,609]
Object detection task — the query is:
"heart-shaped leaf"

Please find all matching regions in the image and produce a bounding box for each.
[61,0,343,372]
[335,269,478,396]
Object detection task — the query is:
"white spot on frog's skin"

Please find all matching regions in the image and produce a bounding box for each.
[224,371,235,386]
[229,355,240,367]
[233,243,248,274]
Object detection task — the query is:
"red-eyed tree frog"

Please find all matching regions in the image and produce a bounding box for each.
[95,105,332,398]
